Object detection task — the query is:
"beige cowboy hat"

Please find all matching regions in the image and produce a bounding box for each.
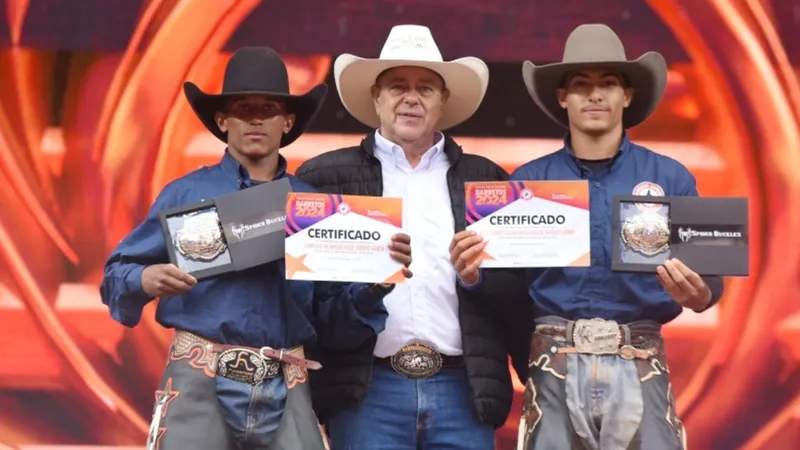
[333,24,489,130]
[522,24,668,129]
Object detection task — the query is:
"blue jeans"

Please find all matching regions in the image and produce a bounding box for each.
[216,375,287,449]
[565,354,645,449]
[327,365,495,450]
[520,318,685,450]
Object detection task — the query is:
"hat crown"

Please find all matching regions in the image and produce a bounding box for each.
[561,24,628,64]
[377,25,444,63]
[221,47,290,95]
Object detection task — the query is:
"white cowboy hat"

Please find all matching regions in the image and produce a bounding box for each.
[522,24,668,129]
[333,24,489,130]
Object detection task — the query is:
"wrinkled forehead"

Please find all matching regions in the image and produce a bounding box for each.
[560,68,631,87]
[375,66,446,88]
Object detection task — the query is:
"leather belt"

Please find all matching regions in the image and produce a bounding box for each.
[534,318,661,360]
[375,343,463,379]
[212,343,322,371]
[173,330,321,386]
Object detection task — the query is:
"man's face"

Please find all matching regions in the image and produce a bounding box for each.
[557,68,633,135]
[214,94,295,160]
[371,66,449,143]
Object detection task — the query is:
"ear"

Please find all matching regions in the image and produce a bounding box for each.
[440,88,451,104]
[371,85,382,113]
[556,88,568,109]
[283,113,296,134]
[214,112,227,132]
[623,87,634,108]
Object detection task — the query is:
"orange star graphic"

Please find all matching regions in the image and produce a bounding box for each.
[154,377,180,418]
[468,249,495,265]
[286,253,312,278]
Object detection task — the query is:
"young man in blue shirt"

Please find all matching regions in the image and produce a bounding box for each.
[100,47,412,450]
[450,24,724,449]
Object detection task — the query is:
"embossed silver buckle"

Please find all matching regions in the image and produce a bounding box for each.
[216,348,281,386]
[572,318,621,355]
[174,209,227,261]
[620,211,670,256]
[390,343,443,379]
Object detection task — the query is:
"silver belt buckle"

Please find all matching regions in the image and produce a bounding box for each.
[216,348,281,385]
[390,343,443,379]
[572,318,621,355]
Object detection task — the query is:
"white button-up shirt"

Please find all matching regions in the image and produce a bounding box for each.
[371,130,462,358]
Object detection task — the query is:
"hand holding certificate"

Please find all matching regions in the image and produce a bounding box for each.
[285,193,409,283]
[464,180,591,268]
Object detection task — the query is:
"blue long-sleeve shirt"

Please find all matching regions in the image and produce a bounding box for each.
[476,133,724,325]
[100,151,389,350]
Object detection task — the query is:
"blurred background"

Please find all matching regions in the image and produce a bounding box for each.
[0,0,799,449]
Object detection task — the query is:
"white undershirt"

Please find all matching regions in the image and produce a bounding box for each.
[371,130,463,357]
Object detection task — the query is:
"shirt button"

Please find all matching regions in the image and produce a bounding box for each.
[594,182,601,188]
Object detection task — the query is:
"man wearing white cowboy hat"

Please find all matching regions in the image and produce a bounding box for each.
[451,24,725,450]
[296,25,530,449]
[100,46,413,450]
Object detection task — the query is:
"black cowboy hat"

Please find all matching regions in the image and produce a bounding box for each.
[183,47,328,148]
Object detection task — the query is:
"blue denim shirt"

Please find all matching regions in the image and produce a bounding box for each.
[99,151,388,349]
[505,133,724,324]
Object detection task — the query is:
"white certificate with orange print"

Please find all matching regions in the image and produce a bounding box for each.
[465,181,591,268]
[284,192,407,284]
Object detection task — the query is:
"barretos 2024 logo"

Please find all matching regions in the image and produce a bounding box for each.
[631,181,665,211]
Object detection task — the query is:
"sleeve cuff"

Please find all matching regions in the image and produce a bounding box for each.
[353,283,391,315]
[697,275,725,312]
[124,265,146,296]
[458,270,483,291]
[351,284,389,336]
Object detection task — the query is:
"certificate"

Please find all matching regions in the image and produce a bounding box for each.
[285,192,406,283]
[465,180,591,268]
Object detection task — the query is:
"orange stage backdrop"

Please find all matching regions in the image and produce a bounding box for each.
[1,0,800,449]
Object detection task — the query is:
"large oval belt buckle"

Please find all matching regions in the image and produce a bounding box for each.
[174,209,227,262]
[390,343,443,379]
[620,211,670,256]
[216,348,281,385]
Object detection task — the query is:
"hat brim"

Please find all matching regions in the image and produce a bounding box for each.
[333,54,489,130]
[521,52,667,129]
[183,82,329,147]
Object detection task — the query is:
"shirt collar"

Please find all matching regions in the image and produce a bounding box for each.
[220,149,288,188]
[561,130,631,168]
[373,129,445,170]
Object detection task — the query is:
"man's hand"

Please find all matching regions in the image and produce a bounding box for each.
[388,233,413,279]
[141,264,197,298]
[449,230,486,286]
[656,258,712,312]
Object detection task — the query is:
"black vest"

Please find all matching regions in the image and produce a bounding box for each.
[295,133,532,427]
